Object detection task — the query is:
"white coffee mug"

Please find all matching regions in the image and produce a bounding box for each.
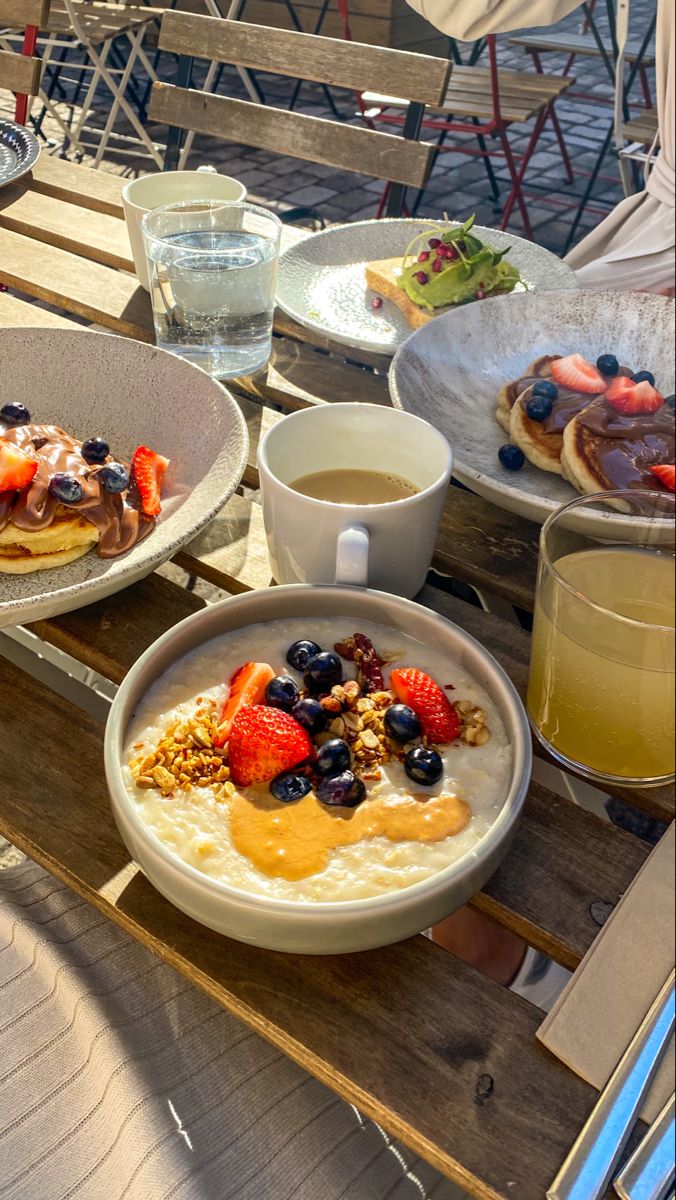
[122,168,247,290]
[258,404,452,598]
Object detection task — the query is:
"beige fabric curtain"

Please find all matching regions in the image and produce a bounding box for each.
[404,0,674,292]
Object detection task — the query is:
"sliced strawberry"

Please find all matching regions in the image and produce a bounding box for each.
[130,445,170,517]
[390,668,460,745]
[228,706,313,786]
[650,464,675,492]
[605,377,665,416]
[213,661,276,747]
[0,438,38,492]
[550,353,606,394]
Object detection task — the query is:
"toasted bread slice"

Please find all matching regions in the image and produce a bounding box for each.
[365,258,454,330]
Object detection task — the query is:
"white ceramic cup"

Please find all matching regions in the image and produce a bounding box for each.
[258,404,452,598]
[122,168,247,290]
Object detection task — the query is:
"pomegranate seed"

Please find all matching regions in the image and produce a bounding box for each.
[415,271,429,285]
[371,296,383,310]
[418,250,430,262]
[475,289,486,300]
[447,245,459,260]
[428,237,441,248]
[432,258,443,273]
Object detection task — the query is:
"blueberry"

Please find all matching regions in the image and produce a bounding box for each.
[98,462,129,493]
[384,704,422,743]
[532,380,558,401]
[665,395,675,410]
[316,738,351,777]
[286,639,322,672]
[632,370,656,387]
[404,747,443,786]
[596,354,619,377]
[526,395,553,422]
[1,402,31,427]
[48,473,84,505]
[265,674,301,712]
[304,651,343,694]
[316,771,366,808]
[498,444,525,471]
[292,698,327,736]
[81,437,110,465]
[270,772,312,804]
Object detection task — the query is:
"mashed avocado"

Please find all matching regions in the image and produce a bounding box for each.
[396,215,522,310]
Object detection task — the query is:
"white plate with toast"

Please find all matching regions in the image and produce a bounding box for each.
[389,289,675,529]
[276,218,577,356]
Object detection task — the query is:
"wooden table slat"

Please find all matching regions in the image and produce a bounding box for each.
[0,180,134,272]
[28,155,126,219]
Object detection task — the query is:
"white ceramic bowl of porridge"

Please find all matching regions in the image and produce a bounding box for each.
[105,585,531,953]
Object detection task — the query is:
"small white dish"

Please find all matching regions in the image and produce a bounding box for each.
[0,328,248,627]
[390,289,675,531]
[276,217,578,356]
[104,584,532,955]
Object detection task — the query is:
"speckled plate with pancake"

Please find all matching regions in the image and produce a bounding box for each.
[0,329,248,627]
[390,290,675,531]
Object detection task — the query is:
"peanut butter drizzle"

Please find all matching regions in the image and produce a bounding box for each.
[228,789,471,882]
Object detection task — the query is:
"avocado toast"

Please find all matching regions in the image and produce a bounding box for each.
[365,216,523,329]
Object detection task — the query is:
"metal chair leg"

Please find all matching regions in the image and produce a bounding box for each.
[498,128,534,239]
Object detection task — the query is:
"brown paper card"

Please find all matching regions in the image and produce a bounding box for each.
[537,822,675,1124]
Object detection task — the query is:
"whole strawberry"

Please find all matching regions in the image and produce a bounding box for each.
[228,706,313,786]
[390,668,460,745]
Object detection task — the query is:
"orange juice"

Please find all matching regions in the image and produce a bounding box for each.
[528,547,675,781]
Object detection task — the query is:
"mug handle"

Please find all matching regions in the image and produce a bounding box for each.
[335,524,369,588]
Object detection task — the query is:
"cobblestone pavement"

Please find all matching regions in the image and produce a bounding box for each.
[1,0,657,256]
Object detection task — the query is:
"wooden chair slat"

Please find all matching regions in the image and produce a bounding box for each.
[0,227,153,340]
[149,84,434,189]
[509,31,656,66]
[0,47,42,94]
[0,651,604,1200]
[29,153,126,218]
[622,112,659,143]
[157,12,451,107]
[0,182,133,271]
[0,0,49,27]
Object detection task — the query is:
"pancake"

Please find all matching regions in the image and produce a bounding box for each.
[495,355,558,433]
[0,511,99,574]
[561,398,676,494]
[499,356,625,473]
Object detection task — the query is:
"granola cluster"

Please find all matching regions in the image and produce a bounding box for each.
[129,700,235,798]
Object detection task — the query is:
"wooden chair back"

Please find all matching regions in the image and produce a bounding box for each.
[0,1,49,113]
[149,12,451,194]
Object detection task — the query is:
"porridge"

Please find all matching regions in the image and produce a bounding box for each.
[123,617,512,902]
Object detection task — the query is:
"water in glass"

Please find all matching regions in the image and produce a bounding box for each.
[148,226,278,378]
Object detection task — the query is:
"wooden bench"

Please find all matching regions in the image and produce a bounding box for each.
[510,30,655,68]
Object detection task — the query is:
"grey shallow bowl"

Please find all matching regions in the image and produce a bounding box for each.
[390,289,675,529]
[0,329,248,627]
[276,217,578,356]
[105,584,531,954]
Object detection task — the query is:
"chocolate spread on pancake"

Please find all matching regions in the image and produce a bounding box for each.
[508,355,622,435]
[573,399,675,490]
[0,421,154,558]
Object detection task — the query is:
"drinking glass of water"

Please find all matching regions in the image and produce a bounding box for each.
[142,199,281,379]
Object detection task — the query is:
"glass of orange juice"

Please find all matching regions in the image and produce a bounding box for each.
[527,489,675,787]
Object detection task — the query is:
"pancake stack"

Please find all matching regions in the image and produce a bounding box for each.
[496,354,675,494]
[0,405,165,574]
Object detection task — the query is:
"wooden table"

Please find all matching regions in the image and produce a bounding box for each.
[1,157,674,1200]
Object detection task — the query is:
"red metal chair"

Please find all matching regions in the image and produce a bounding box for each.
[0,0,48,124]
